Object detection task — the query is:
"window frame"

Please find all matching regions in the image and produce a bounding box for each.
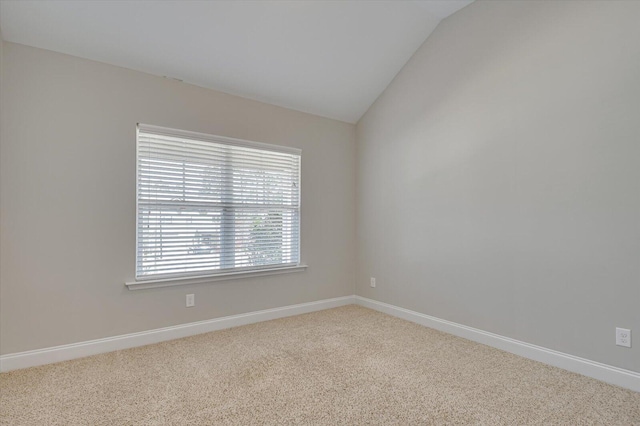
[128,124,306,289]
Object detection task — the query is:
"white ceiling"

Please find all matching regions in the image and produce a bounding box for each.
[0,0,472,123]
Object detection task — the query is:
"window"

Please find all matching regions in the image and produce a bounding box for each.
[136,124,301,280]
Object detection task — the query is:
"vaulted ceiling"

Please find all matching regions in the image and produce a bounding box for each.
[0,0,472,123]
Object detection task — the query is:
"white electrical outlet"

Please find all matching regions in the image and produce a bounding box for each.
[616,328,631,348]
[370,277,376,288]
[186,294,195,308]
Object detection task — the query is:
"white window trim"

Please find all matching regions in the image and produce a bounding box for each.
[125,264,308,290]
[137,124,302,156]
[129,124,305,289]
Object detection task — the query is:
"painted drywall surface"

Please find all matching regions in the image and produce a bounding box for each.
[356,0,640,372]
[1,34,4,342]
[0,43,356,354]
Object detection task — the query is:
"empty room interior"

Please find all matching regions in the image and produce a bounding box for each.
[1,0,639,424]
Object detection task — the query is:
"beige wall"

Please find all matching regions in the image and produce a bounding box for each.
[0,42,356,354]
[1,33,4,347]
[356,0,640,372]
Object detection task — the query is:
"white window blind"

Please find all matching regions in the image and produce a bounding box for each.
[136,124,301,280]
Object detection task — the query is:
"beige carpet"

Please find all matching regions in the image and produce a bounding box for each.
[1,305,639,425]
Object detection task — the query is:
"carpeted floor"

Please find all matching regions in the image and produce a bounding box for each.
[1,305,639,425]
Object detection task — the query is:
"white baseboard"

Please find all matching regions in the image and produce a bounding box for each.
[0,295,355,372]
[354,296,640,392]
[3,294,638,393]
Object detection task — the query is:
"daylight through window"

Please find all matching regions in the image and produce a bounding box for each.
[136,124,301,279]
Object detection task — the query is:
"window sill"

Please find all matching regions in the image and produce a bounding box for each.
[125,264,308,290]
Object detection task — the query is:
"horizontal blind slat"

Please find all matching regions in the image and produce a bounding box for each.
[138,142,298,165]
[136,262,299,280]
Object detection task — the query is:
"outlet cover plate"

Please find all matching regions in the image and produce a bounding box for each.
[616,328,631,348]
[186,294,195,308]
